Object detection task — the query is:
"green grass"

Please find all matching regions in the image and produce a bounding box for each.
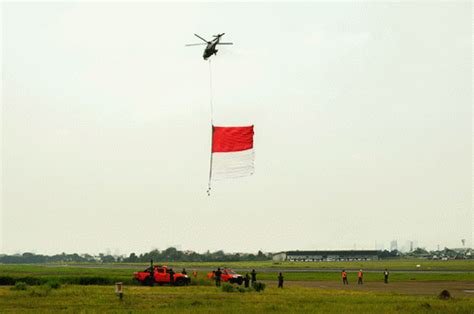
[143,259,474,271]
[1,262,472,312]
[0,285,472,313]
[257,271,474,282]
[0,263,472,286]
[35,259,474,271]
[0,264,136,285]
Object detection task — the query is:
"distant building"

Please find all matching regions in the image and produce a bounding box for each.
[390,240,398,251]
[272,250,381,262]
[272,252,288,262]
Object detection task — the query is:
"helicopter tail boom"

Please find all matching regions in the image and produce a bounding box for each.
[185,43,208,46]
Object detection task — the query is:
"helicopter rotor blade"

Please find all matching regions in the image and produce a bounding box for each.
[217,42,233,45]
[185,43,208,46]
[194,34,209,43]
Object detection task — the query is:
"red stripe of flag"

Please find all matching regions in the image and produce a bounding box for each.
[212,126,254,153]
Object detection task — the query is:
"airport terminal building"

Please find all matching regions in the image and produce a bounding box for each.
[273,250,381,262]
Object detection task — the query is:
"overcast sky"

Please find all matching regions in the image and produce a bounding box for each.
[1,2,472,255]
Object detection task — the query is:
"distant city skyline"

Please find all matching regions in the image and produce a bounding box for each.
[4,238,465,256]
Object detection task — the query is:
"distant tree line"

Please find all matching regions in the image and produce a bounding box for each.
[125,247,269,263]
[0,247,271,264]
[0,247,470,264]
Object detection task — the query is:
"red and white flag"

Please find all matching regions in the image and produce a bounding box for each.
[210,125,254,181]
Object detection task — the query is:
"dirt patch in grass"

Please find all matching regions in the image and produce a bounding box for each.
[263,280,474,297]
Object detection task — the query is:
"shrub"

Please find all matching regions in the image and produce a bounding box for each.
[237,286,251,293]
[0,276,15,285]
[46,280,61,289]
[439,290,451,300]
[222,283,256,293]
[11,281,27,291]
[29,285,52,297]
[221,283,235,292]
[77,276,112,285]
[253,281,266,292]
[0,276,45,286]
[0,275,131,287]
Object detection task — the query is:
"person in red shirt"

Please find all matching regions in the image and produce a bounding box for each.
[342,270,348,285]
[358,269,363,285]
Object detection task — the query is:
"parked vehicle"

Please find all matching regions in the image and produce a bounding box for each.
[207,268,243,285]
[134,265,190,286]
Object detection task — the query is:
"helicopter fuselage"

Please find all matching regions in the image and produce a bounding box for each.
[186,33,230,60]
[203,39,220,60]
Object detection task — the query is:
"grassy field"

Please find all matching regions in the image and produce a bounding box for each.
[68,259,474,270]
[153,259,474,271]
[0,262,472,313]
[0,284,473,313]
[0,261,473,287]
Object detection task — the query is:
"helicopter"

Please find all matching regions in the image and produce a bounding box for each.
[186,33,233,60]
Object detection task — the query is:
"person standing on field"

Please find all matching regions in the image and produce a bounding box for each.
[358,269,363,285]
[278,272,284,288]
[342,270,348,285]
[147,259,154,286]
[384,269,389,284]
[251,269,257,285]
[169,268,175,286]
[244,273,250,288]
[215,268,222,287]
